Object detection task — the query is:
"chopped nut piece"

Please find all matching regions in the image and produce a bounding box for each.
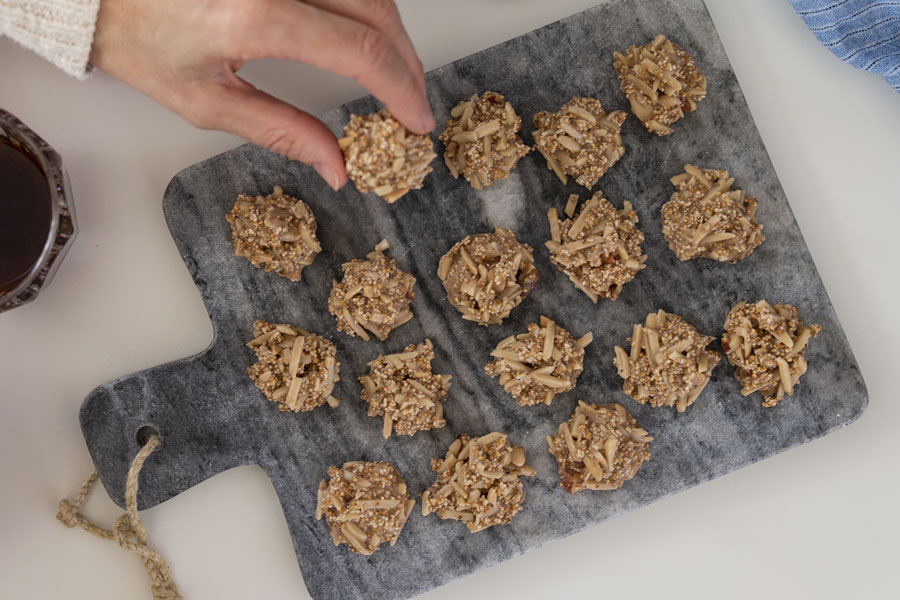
[438,228,539,325]
[439,91,530,188]
[485,316,591,406]
[532,97,626,188]
[360,339,452,437]
[547,401,652,493]
[340,109,436,202]
[613,34,707,135]
[327,240,416,341]
[422,433,535,532]
[315,461,414,555]
[661,165,764,262]
[545,192,646,302]
[722,301,821,407]
[246,320,340,412]
[613,310,720,412]
[225,186,321,281]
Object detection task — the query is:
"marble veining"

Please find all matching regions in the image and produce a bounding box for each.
[80,1,867,599]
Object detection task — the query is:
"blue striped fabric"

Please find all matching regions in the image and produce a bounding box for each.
[789,0,900,92]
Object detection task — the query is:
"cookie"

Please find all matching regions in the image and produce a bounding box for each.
[225,186,320,281]
[722,301,821,407]
[360,339,452,437]
[485,316,592,406]
[613,310,720,412]
[421,433,535,532]
[613,34,706,135]
[439,91,530,188]
[315,461,415,555]
[437,228,538,325]
[547,402,652,493]
[340,109,436,202]
[532,97,626,188]
[246,320,339,412]
[546,192,646,302]
[327,239,416,341]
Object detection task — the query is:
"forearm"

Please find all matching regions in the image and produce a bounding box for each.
[0,0,101,79]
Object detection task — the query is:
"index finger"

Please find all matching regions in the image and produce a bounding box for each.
[302,0,426,83]
[250,0,434,133]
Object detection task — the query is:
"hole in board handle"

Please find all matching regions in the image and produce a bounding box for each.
[135,425,160,447]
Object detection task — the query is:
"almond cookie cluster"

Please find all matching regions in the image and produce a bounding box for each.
[421,433,535,532]
[722,301,821,407]
[532,97,627,188]
[485,316,593,406]
[226,186,321,281]
[613,310,720,412]
[613,34,707,135]
[437,228,539,325]
[246,320,340,412]
[360,339,452,438]
[547,402,652,493]
[440,91,530,189]
[327,240,416,341]
[315,461,416,555]
[546,192,647,302]
[661,165,764,263]
[340,109,436,203]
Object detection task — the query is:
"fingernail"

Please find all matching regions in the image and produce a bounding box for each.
[314,163,340,191]
[420,109,435,132]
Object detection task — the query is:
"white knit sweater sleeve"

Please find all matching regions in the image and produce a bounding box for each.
[1,0,101,80]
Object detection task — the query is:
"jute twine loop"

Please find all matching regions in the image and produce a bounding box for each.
[57,434,182,600]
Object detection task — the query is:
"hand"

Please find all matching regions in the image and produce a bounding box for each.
[89,0,435,190]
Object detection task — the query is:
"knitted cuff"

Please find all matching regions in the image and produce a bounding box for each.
[1,0,102,80]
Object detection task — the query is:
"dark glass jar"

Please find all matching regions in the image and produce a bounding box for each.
[0,109,77,313]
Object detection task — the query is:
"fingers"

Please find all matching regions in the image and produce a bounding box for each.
[249,0,434,134]
[302,0,425,83]
[191,77,348,190]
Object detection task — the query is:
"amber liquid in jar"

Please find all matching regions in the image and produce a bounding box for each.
[0,138,53,295]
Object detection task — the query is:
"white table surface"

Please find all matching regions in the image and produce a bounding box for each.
[2,1,898,598]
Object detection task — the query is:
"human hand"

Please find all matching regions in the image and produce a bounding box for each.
[89,0,434,190]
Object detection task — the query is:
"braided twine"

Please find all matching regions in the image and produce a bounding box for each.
[56,434,182,599]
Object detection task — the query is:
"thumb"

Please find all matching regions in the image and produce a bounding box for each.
[196,78,347,190]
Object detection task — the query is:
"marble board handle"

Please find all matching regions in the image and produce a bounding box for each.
[79,346,257,510]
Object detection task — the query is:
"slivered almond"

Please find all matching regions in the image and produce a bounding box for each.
[542,320,555,361]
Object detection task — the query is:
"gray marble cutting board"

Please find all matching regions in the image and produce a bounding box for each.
[80,1,867,598]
